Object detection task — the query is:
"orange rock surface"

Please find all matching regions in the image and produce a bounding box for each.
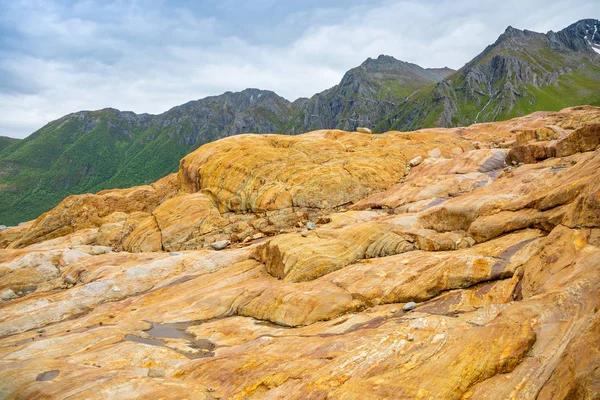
[1,106,599,399]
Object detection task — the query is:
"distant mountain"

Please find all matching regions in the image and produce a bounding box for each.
[1,18,600,225]
[288,55,453,132]
[0,57,452,225]
[0,89,298,225]
[382,19,600,131]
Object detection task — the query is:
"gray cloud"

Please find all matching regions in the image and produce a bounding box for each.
[0,0,598,138]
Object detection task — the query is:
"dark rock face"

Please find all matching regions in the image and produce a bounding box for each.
[549,19,600,52]
[384,19,600,131]
[156,88,294,145]
[293,55,453,132]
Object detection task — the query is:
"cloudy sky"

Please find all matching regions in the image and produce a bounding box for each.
[0,0,598,138]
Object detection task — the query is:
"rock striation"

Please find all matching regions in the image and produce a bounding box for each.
[1,106,600,399]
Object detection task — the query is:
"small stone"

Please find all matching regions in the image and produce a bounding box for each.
[357,127,372,134]
[403,302,417,312]
[407,334,415,341]
[90,245,112,255]
[64,275,77,285]
[408,156,423,167]
[316,216,331,224]
[0,289,18,301]
[206,387,215,392]
[210,240,230,250]
[37,328,46,333]
[252,233,264,240]
[511,160,518,166]
[0,225,6,231]
[390,308,398,314]
[306,221,316,230]
[16,291,23,296]
[169,251,183,256]
[148,368,165,378]
[301,230,309,237]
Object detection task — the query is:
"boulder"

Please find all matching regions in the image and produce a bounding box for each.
[210,240,230,250]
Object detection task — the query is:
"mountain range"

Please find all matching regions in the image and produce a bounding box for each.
[0,18,599,225]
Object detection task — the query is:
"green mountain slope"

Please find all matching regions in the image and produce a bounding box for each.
[383,19,600,131]
[0,137,19,153]
[0,90,295,225]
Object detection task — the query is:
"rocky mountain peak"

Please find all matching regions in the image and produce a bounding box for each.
[358,55,435,76]
[549,18,600,53]
[503,25,522,37]
[493,25,547,51]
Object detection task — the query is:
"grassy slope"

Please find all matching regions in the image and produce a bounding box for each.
[508,67,600,117]
[0,137,19,153]
[0,111,188,225]
[0,103,293,225]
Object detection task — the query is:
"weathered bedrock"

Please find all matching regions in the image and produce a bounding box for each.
[1,106,599,399]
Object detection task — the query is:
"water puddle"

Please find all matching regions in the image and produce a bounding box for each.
[125,334,165,347]
[36,370,59,381]
[146,323,190,339]
[125,322,216,359]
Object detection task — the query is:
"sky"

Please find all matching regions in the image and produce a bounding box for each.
[0,0,598,138]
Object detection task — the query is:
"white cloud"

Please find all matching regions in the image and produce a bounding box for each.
[0,0,598,138]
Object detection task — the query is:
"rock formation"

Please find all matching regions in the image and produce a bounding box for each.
[0,106,599,399]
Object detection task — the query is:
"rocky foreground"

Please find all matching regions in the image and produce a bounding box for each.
[1,106,600,399]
